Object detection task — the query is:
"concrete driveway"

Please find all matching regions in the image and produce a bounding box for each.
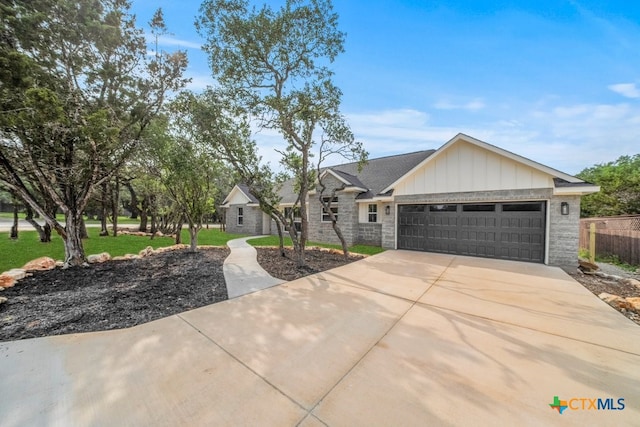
[1,251,639,426]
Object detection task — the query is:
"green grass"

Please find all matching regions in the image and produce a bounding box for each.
[0,228,245,272]
[247,235,385,256]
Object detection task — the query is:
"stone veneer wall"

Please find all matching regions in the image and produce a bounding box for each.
[390,188,582,265]
[308,175,359,246]
[356,223,382,246]
[225,205,263,235]
[547,195,581,266]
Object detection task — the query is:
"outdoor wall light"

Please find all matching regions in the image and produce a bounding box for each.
[385,205,391,215]
[561,202,569,216]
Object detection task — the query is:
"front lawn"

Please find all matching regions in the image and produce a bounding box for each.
[0,228,245,272]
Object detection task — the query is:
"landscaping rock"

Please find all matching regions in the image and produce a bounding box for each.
[624,278,640,288]
[55,261,64,268]
[87,252,112,264]
[154,244,188,254]
[139,246,155,257]
[0,296,7,305]
[626,297,640,314]
[0,269,28,288]
[579,259,599,274]
[0,275,15,288]
[22,256,57,271]
[599,292,635,311]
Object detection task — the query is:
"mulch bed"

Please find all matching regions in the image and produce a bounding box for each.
[0,248,229,342]
[255,247,364,281]
[0,246,363,342]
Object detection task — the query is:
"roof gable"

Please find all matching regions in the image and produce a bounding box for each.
[384,133,583,192]
[222,184,258,206]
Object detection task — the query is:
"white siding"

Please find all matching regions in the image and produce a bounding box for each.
[395,140,554,195]
[225,188,251,205]
[358,203,380,223]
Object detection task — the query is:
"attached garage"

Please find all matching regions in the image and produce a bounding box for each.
[398,202,546,262]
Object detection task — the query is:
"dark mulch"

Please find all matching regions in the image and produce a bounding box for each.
[0,246,364,342]
[0,248,229,342]
[255,247,364,281]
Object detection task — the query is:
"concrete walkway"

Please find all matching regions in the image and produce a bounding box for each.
[223,236,285,299]
[1,251,640,426]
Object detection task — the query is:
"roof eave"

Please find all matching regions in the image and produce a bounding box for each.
[553,185,600,196]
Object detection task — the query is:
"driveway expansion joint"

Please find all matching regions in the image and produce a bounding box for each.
[177,313,310,416]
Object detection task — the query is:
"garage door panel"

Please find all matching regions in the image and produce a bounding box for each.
[398,202,545,263]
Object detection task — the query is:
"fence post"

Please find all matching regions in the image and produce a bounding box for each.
[589,222,596,264]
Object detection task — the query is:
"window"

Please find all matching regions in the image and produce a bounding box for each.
[237,207,243,226]
[321,196,338,222]
[429,204,457,212]
[368,204,378,223]
[502,203,542,212]
[462,204,495,212]
[399,205,426,213]
[283,207,302,232]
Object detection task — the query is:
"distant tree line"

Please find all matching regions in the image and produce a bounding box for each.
[577,154,640,218]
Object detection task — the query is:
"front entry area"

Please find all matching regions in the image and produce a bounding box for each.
[397,202,546,263]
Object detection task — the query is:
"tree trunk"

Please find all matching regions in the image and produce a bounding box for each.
[100,181,109,236]
[150,200,158,235]
[332,220,349,259]
[317,186,349,259]
[25,205,50,242]
[10,201,18,239]
[111,176,119,237]
[63,212,87,267]
[139,197,149,232]
[124,181,139,219]
[188,224,199,252]
[79,216,88,239]
[273,213,285,257]
[175,219,183,244]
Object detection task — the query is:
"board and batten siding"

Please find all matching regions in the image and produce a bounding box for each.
[394,140,554,196]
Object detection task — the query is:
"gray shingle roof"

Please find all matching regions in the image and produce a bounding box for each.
[237,184,259,204]
[329,150,435,198]
[277,150,435,202]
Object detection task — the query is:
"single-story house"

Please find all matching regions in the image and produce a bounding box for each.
[222,133,599,265]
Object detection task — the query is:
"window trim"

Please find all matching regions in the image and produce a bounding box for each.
[321,196,338,223]
[237,207,244,226]
[367,203,378,223]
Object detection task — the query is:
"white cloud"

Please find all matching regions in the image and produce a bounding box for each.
[146,34,203,50]
[434,98,485,111]
[185,74,215,92]
[608,83,640,98]
[159,35,202,50]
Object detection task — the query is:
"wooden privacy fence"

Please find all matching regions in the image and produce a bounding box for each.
[579,215,640,266]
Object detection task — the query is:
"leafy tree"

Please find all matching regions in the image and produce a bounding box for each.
[152,97,222,252]
[196,0,360,266]
[0,1,188,266]
[577,154,640,217]
[186,89,291,256]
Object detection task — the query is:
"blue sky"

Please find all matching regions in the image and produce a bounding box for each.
[130,0,640,175]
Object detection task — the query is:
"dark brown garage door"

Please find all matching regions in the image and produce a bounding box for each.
[397,202,546,263]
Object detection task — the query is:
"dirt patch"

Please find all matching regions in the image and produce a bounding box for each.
[0,248,229,341]
[256,247,364,281]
